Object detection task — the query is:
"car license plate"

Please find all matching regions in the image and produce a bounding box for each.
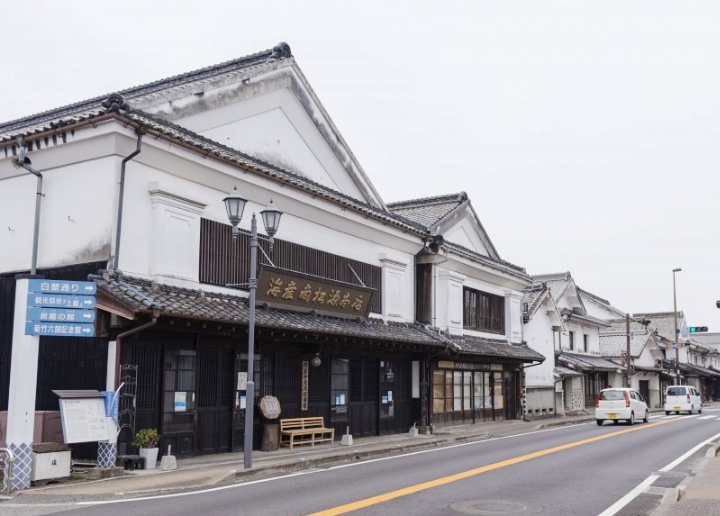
[608,413,617,419]
[674,406,681,411]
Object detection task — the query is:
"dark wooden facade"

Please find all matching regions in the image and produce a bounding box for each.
[120,326,421,457]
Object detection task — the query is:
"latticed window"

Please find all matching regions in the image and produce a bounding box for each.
[463,287,504,334]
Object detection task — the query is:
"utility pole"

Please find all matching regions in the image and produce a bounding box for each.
[672,268,682,384]
[625,313,631,388]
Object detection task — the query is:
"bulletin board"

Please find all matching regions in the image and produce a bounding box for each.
[58,397,109,443]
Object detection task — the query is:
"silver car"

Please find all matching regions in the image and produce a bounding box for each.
[595,388,649,426]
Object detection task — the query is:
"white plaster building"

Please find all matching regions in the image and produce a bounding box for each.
[0,43,542,489]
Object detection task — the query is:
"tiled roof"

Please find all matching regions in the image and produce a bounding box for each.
[387,193,467,229]
[555,365,583,377]
[120,108,426,234]
[92,272,445,347]
[599,331,653,357]
[522,283,549,322]
[444,242,531,282]
[561,308,611,328]
[631,312,685,340]
[556,351,620,372]
[532,272,573,304]
[446,335,545,362]
[0,46,278,141]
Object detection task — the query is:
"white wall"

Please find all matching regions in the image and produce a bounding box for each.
[0,145,117,273]
[523,299,557,389]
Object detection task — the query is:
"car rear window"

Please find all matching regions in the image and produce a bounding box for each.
[600,391,625,401]
[667,387,686,396]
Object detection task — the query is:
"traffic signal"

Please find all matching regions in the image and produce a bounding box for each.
[689,326,708,333]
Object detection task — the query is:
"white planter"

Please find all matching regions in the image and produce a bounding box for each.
[139,447,159,469]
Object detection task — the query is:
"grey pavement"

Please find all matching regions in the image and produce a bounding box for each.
[3,406,718,516]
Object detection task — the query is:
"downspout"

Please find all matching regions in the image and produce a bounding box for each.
[112,128,146,271]
[114,308,160,389]
[12,138,43,275]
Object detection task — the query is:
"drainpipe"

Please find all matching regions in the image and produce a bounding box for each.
[112,127,145,271]
[114,309,160,389]
[12,138,43,275]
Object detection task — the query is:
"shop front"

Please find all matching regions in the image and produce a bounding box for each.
[431,360,516,426]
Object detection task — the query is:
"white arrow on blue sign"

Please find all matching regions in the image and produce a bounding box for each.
[25,321,95,337]
[26,307,96,323]
[27,293,96,309]
[28,279,96,295]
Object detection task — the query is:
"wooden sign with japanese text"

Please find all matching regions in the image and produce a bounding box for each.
[256,266,375,318]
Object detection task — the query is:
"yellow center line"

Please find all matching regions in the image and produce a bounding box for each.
[307,417,685,516]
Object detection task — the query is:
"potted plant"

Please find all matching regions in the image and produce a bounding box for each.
[132,428,160,469]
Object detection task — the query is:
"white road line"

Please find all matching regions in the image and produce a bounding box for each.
[697,415,716,420]
[599,429,720,515]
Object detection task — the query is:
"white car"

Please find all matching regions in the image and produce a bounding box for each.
[595,387,649,426]
[664,385,703,415]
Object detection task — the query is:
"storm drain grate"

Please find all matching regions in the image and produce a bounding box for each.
[645,486,669,496]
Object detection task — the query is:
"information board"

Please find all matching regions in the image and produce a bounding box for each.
[58,398,109,443]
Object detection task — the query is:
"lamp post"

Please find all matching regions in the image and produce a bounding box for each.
[223,189,282,469]
[672,268,682,385]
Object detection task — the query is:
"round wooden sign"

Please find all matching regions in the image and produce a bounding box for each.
[259,395,282,419]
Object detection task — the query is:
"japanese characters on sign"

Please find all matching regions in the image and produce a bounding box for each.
[25,280,97,338]
[256,266,375,318]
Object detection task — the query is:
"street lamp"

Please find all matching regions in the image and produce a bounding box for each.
[223,188,282,469]
[672,268,682,385]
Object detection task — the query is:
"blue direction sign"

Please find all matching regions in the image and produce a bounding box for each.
[25,279,97,338]
[28,279,96,295]
[25,322,95,337]
[27,293,96,309]
[26,307,96,324]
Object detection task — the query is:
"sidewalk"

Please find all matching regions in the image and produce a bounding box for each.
[6,406,719,513]
[651,441,720,516]
[8,413,596,500]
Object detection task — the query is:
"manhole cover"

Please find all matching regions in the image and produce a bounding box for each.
[645,486,669,496]
[451,499,543,514]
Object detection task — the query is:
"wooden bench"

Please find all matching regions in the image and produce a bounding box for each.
[279,417,335,450]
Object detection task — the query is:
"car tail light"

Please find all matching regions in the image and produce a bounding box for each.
[687,393,691,404]
[595,393,601,408]
[625,391,631,407]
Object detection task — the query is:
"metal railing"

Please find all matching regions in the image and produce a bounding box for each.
[0,447,14,495]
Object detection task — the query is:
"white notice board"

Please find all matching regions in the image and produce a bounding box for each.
[58,398,109,443]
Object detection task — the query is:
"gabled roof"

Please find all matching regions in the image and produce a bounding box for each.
[0,46,278,141]
[92,271,445,347]
[522,282,564,327]
[387,193,466,229]
[1,42,387,210]
[388,192,500,259]
[532,272,576,305]
[599,331,655,358]
[631,312,685,341]
[561,308,611,328]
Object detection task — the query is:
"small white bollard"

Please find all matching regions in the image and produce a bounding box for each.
[408,424,419,438]
[159,444,177,471]
[340,426,353,446]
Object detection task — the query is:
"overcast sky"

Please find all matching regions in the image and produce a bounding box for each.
[2,1,719,331]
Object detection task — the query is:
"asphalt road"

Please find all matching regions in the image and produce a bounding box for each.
[7,411,720,516]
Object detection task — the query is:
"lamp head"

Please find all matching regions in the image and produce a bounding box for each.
[223,187,247,230]
[260,198,283,238]
[672,268,682,273]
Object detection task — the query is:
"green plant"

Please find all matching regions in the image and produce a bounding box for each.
[132,428,160,449]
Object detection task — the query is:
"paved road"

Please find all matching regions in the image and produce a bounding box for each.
[5,412,720,516]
